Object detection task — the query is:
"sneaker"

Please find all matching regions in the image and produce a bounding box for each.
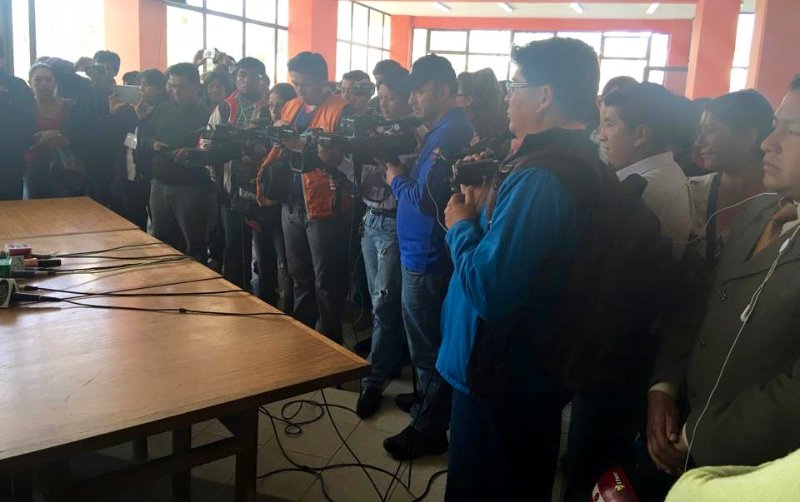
[383,424,448,460]
[356,387,383,419]
[394,392,419,413]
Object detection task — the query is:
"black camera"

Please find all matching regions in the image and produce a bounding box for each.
[434,148,500,192]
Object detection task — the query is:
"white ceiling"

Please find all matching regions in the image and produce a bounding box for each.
[360,2,698,19]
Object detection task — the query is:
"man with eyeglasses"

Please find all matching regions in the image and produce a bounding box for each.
[436,38,602,500]
[207,57,275,299]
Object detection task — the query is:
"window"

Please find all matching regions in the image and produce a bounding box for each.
[412,29,685,91]
[166,0,289,83]
[9,0,105,79]
[730,12,755,92]
[336,1,391,81]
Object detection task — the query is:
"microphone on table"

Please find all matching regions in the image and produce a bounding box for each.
[0,278,62,308]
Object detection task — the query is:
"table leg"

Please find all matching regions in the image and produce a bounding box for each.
[132,437,149,462]
[9,473,32,502]
[172,427,192,502]
[234,408,258,502]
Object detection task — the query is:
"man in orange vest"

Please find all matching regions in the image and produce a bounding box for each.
[256,52,353,344]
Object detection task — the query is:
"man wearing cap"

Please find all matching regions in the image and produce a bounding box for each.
[207,57,276,299]
[382,54,474,459]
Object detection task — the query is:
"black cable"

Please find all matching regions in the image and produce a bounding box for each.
[52,298,289,317]
[50,256,191,274]
[49,253,186,261]
[54,242,167,257]
[22,285,244,298]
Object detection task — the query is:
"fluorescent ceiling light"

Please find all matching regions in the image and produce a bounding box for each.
[570,2,584,14]
[433,2,451,12]
[498,2,515,13]
[646,2,660,14]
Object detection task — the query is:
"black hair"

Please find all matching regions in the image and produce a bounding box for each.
[601,76,638,97]
[166,62,201,85]
[138,68,167,90]
[122,71,140,86]
[287,52,328,82]
[704,89,774,158]
[93,50,121,75]
[511,37,600,123]
[373,59,405,76]
[378,67,411,101]
[342,70,371,82]
[237,57,267,78]
[671,96,702,151]
[603,83,680,150]
[693,97,713,110]
[270,82,297,102]
[28,62,56,81]
[790,74,800,91]
[458,68,508,140]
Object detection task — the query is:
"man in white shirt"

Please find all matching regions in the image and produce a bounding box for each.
[599,83,692,258]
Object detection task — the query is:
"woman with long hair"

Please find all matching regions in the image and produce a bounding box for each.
[456,68,511,156]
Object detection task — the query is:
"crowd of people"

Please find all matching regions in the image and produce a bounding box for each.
[2,32,800,501]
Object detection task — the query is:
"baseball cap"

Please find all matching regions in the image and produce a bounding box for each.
[406,54,457,92]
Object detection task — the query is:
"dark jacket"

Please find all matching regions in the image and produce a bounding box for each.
[0,70,36,198]
[654,194,800,466]
[149,100,210,185]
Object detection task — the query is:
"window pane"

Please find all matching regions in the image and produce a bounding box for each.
[467,55,510,81]
[207,15,244,62]
[168,6,204,67]
[412,29,427,64]
[383,50,390,62]
[207,0,242,16]
[336,42,351,81]
[383,17,391,50]
[557,31,602,55]
[35,0,105,64]
[599,59,645,90]
[430,30,467,52]
[186,0,202,6]
[603,36,649,58]
[647,70,665,85]
[368,48,382,76]
[246,0,276,23]
[11,0,31,79]
[649,33,669,67]
[369,11,383,47]
[730,68,748,93]
[513,32,554,46]
[352,3,369,44]
[441,54,466,75]
[733,13,755,68]
[277,0,289,26]
[245,24,275,79]
[276,29,288,83]
[468,30,511,55]
[351,44,368,74]
[338,1,352,41]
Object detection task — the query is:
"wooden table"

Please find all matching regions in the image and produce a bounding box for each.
[0,200,368,501]
[0,196,138,240]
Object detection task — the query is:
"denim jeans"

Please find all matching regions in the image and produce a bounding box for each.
[252,204,293,312]
[401,264,452,433]
[220,203,253,290]
[446,389,571,502]
[360,212,404,390]
[282,205,349,344]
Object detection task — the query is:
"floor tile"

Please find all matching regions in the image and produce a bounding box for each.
[384,378,415,398]
[192,455,236,484]
[318,387,360,425]
[362,398,413,435]
[266,409,357,459]
[398,455,449,493]
[256,444,329,501]
[327,421,406,477]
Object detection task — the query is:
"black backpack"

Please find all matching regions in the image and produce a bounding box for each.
[466,130,674,398]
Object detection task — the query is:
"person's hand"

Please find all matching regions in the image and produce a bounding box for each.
[108,93,128,114]
[153,141,170,151]
[213,50,234,68]
[273,119,290,127]
[74,56,93,72]
[318,144,343,168]
[134,100,149,120]
[385,161,404,186]
[192,49,205,67]
[445,185,481,229]
[469,134,482,148]
[174,148,189,164]
[646,390,687,475]
[36,130,67,150]
[328,175,339,191]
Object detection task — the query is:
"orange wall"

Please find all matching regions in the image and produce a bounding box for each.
[288,0,338,80]
[390,16,413,69]
[104,0,166,76]
[685,0,739,99]
[747,0,800,108]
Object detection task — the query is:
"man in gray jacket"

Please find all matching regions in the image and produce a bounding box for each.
[647,75,800,472]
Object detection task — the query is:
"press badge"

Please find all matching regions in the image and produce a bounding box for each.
[124,132,138,150]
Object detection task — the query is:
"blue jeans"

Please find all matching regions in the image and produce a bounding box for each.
[361,212,405,390]
[446,389,571,502]
[401,264,452,433]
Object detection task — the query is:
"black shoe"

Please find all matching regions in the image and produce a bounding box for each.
[356,387,383,419]
[395,392,419,413]
[383,424,448,460]
[353,337,372,358]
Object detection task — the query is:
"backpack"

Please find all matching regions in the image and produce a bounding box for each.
[466,130,674,398]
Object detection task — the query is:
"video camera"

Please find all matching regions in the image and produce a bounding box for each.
[433,148,500,192]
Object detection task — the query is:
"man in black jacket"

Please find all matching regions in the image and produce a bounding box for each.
[0,36,36,200]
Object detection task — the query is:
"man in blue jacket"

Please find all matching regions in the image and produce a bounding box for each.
[438,38,600,500]
[382,55,474,459]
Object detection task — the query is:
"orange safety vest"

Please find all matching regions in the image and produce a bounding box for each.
[256,94,350,220]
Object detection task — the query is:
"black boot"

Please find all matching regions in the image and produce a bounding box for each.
[383,424,448,460]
